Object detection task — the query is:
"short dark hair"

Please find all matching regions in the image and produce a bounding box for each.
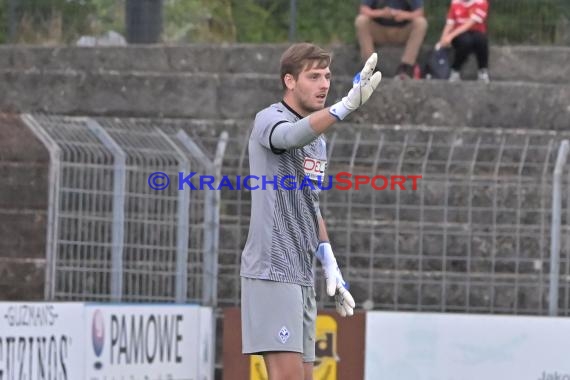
[280,43,332,90]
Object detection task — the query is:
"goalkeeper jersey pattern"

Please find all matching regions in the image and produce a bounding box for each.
[240,101,326,286]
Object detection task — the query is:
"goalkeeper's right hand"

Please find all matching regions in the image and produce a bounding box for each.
[316,242,356,317]
[329,52,383,121]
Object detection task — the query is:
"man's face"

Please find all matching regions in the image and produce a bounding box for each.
[289,63,331,114]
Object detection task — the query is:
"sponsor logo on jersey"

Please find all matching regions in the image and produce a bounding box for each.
[303,157,327,180]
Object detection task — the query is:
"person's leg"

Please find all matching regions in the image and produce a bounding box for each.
[471,31,489,69]
[451,31,475,72]
[355,15,396,62]
[241,278,305,379]
[262,283,311,380]
[302,285,317,380]
[470,31,490,82]
[401,16,428,66]
[388,18,427,78]
[264,352,304,380]
[355,15,377,63]
[303,362,314,380]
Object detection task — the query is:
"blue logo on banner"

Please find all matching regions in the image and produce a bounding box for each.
[92,309,105,369]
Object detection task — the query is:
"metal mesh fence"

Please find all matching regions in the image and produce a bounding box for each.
[22,115,570,316]
[2,0,568,45]
[211,123,570,316]
[23,114,228,304]
[25,115,116,301]
[318,125,568,315]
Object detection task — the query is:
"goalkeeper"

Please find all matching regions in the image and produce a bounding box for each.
[240,42,382,380]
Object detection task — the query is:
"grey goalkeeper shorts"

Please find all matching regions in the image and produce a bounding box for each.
[241,277,317,362]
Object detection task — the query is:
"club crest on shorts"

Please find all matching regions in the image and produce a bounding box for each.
[278,326,290,344]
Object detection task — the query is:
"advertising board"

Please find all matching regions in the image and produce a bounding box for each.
[365,311,570,380]
[0,302,85,380]
[84,304,210,380]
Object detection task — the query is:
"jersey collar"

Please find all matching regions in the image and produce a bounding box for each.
[280,100,303,120]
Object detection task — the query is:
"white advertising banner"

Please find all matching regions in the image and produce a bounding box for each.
[84,304,210,380]
[197,307,214,380]
[365,311,570,380]
[0,302,86,380]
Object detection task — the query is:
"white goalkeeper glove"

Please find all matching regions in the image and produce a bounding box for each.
[315,242,356,317]
[329,52,383,121]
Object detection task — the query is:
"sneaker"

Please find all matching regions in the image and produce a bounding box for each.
[449,70,460,82]
[478,69,490,83]
[396,63,413,80]
[413,63,422,79]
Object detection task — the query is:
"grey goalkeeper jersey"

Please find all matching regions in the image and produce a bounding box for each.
[240,101,327,286]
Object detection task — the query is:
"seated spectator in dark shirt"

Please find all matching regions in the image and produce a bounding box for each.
[355,0,428,79]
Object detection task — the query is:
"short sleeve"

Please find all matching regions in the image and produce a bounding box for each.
[251,108,288,154]
[471,0,489,23]
[446,3,455,24]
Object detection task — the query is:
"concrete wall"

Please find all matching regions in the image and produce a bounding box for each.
[1,71,569,129]
[1,45,569,83]
[0,114,48,300]
[1,45,569,129]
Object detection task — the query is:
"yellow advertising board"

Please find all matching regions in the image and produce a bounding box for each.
[250,315,338,380]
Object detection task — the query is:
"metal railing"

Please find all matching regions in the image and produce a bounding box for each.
[23,114,228,305]
[210,122,570,316]
[549,139,569,316]
[22,115,570,316]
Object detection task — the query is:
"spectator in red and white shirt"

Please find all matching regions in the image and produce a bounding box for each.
[438,0,490,82]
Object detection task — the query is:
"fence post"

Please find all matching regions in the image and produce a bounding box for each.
[176,131,227,307]
[125,0,163,43]
[8,0,16,42]
[289,0,297,42]
[21,114,62,300]
[157,129,191,303]
[86,119,126,302]
[210,131,228,307]
[549,139,569,316]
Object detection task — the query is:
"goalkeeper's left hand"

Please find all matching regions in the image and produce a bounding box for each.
[316,241,356,317]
